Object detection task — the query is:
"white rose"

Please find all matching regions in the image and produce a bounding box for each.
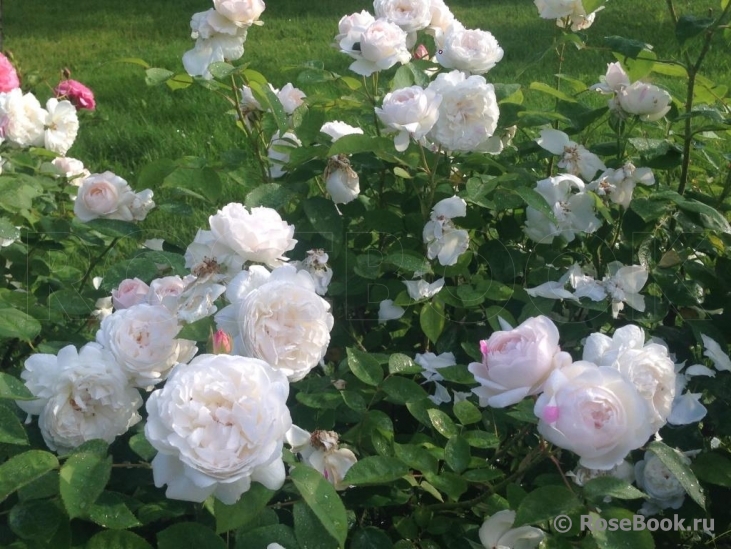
[588,162,654,209]
[212,0,265,27]
[616,81,672,121]
[436,26,503,75]
[524,174,601,244]
[294,249,333,296]
[73,171,144,223]
[17,343,142,454]
[635,450,690,515]
[215,265,333,382]
[285,426,358,491]
[130,189,155,221]
[320,120,364,141]
[51,156,89,183]
[146,275,194,311]
[378,299,405,323]
[96,304,197,389]
[145,354,291,504]
[44,98,79,156]
[373,0,432,33]
[112,278,151,310]
[183,11,248,79]
[208,203,296,268]
[590,62,630,95]
[569,460,635,487]
[185,229,246,283]
[423,196,470,266]
[334,11,376,51]
[403,278,444,301]
[583,326,675,432]
[535,0,599,31]
[535,361,655,469]
[702,334,731,372]
[426,0,456,45]
[0,89,46,148]
[267,130,301,179]
[469,315,572,408]
[536,129,606,181]
[426,71,499,152]
[376,86,441,151]
[346,18,411,77]
[276,83,306,114]
[478,510,545,549]
[176,278,227,324]
[325,155,360,204]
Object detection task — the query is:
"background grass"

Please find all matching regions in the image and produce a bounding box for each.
[4,0,729,240]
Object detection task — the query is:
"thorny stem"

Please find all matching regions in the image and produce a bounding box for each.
[231,75,270,183]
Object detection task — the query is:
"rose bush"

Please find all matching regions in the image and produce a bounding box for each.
[1,0,731,547]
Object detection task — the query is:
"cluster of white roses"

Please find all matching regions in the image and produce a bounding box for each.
[0,88,78,156]
[534,0,603,32]
[183,0,265,79]
[592,62,672,122]
[467,315,730,513]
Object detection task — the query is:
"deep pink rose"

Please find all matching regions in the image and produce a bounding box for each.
[0,53,20,92]
[54,79,96,111]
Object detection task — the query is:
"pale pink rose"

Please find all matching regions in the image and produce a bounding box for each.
[0,53,20,93]
[112,278,150,310]
[54,80,96,111]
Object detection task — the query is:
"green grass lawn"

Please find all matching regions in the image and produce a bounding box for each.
[4,0,728,240]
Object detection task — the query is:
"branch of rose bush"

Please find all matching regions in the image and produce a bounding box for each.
[231,74,269,183]
[78,237,119,292]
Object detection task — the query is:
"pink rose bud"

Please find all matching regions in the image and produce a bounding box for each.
[414,44,430,60]
[209,329,233,355]
[0,52,20,93]
[54,79,96,111]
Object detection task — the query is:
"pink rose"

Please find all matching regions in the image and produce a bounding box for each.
[0,53,20,93]
[54,79,96,111]
[112,278,150,310]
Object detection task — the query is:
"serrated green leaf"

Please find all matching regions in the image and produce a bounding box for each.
[214,482,274,533]
[692,452,731,487]
[328,134,392,156]
[604,35,653,58]
[423,472,467,501]
[529,81,577,103]
[163,167,222,203]
[343,456,409,486]
[88,530,154,549]
[290,465,348,548]
[453,401,482,425]
[393,443,438,475]
[0,403,29,445]
[0,308,42,341]
[250,81,288,134]
[347,348,384,386]
[420,301,445,345]
[381,376,428,404]
[427,409,458,438]
[158,523,226,549]
[676,14,714,44]
[294,502,337,549]
[9,498,64,542]
[0,450,59,502]
[444,436,470,474]
[60,451,112,518]
[303,197,344,250]
[591,508,655,549]
[384,252,432,274]
[583,476,647,501]
[388,354,422,375]
[145,67,174,86]
[514,485,583,526]
[462,431,499,449]
[88,491,142,529]
[351,527,394,549]
[647,441,705,509]
[462,468,503,483]
[512,186,557,222]
[0,373,34,400]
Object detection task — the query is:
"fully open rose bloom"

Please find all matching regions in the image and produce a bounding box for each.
[534,0,600,31]
[54,79,96,111]
[334,11,375,51]
[145,354,291,504]
[183,9,248,79]
[536,129,606,180]
[268,131,302,179]
[469,316,572,408]
[112,278,150,310]
[0,52,19,92]
[376,85,441,151]
[478,510,545,549]
[345,18,411,77]
[0,88,46,148]
[436,25,504,75]
[426,70,499,152]
[207,203,296,267]
[616,81,672,121]
[216,265,334,382]
[97,304,197,389]
[16,343,142,454]
[44,98,79,155]
[423,195,470,266]
[535,361,655,469]
[74,171,154,222]
[285,426,358,490]
[373,0,432,33]
[588,162,655,209]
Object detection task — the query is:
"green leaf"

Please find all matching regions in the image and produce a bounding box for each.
[427,409,458,438]
[351,527,394,549]
[245,183,297,209]
[692,452,731,487]
[388,354,422,375]
[676,15,714,44]
[328,134,392,156]
[235,524,299,549]
[88,491,142,529]
[0,403,29,445]
[49,289,95,316]
[158,523,226,549]
[0,450,59,502]
[208,62,236,79]
[583,476,647,501]
[514,485,583,526]
[453,401,482,425]
[9,498,64,542]
[590,508,655,549]
[393,443,438,475]
[512,186,557,222]
[294,502,338,549]
[145,67,174,86]
[462,431,499,449]
[604,35,653,58]
[381,376,428,404]
[249,81,288,134]
[420,301,445,345]
[444,436,470,474]
[60,450,112,518]
[163,167,222,203]
[384,252,432,275]
[529,81,576,103]
[347,348,384,386]
[0,308,42,341]
[290,465,348,548]
[423,472,467,501]
[303,197,344,250]
[462,468,503,483]
[214,482,274,533]
[343,456,409,486]
[647,441,705,508]
[0,372,34,400]
[88,530,154,549]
